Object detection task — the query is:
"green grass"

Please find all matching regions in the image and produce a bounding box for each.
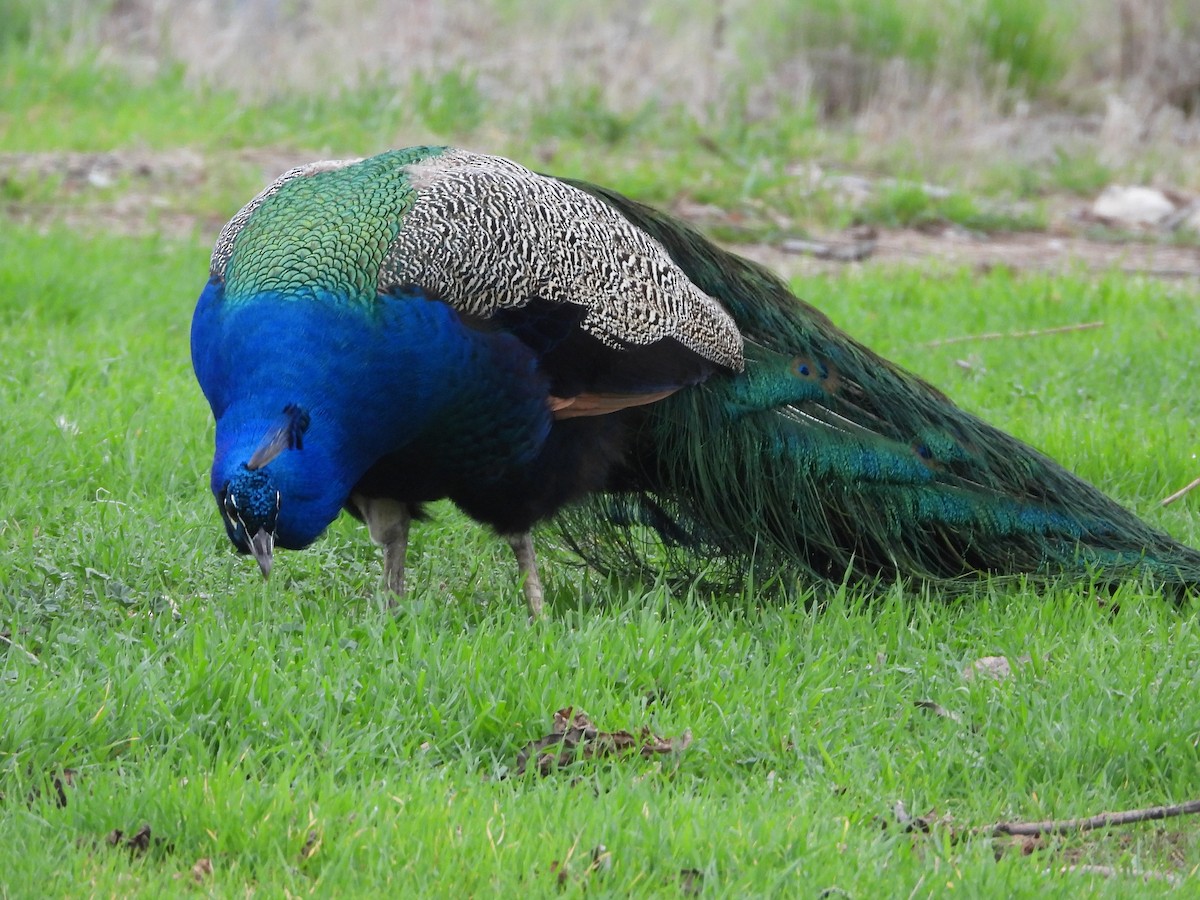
[5,42,1196,245]
[3,221,1200,895]
[969,0,1070,93]
[4,7,1200,893]
[0,53,817,236]
[0,54,1061,246]
[3,0,1082,107]
[851,180,1048,232]
[698,0,1074,105]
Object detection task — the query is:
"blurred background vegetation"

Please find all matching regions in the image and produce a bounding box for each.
[2,1,1199,236]
[4,0,1198,116]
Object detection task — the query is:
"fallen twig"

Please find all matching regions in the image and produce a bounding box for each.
[780,237,877,262]
[1161,475,1200,507]
[0,630,39,665]
[923,321,1104,348]
[886,797,1199,881]
[1047,864,1180,885]
[914,699,964,724]
[992,798,1200,837]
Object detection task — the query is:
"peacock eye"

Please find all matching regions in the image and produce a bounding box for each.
[219,485,240,528]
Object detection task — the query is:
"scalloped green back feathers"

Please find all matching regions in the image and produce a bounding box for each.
[215,148,441,306]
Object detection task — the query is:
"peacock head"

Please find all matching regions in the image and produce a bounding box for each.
[218,466,281,578]
[209,402,347,579]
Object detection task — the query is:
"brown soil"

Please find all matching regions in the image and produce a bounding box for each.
[4,148,1199,279]
[741,229,1200,281]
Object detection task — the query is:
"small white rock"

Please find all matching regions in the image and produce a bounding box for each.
[87,168,114,189]
[1091,185,1175,226]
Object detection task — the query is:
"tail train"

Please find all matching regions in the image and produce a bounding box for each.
[554,179,1200,594]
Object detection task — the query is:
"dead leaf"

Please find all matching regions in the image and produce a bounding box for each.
[914,699,963,723]
[104,824,159,856]
[126,824,152,854]
[590,844,612,874]
[23,768,80,808]
[549,858,570,888]
[513,707,692,776]
[992,834,1047,860]
[967,656,1012,679]
[643,687,668,708]
[299,830,320,861]
[963,654,1033,681]
[679,868,704,895]
[549,843,611,888]
[889,800,951,833]
[53,768,78,808]
[191,858,213,882]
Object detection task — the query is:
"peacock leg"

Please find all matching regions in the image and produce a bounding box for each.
[352,494,412,601]
[506,532,544,619]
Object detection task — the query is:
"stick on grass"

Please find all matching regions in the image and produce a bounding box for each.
[0,631,39,666]
[1161,476,1200,507]
[923,321,1104,348]
[992,798,1200,837]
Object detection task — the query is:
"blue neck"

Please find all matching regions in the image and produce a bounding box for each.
[192,279,552,548]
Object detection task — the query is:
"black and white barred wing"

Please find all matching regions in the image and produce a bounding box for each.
[382,150,745,400]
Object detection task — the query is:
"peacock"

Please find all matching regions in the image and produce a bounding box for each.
[190,147,1200,616]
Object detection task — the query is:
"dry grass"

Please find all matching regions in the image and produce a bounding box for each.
[5,1,1200,202]
[5,0,1185,191]
[42,0,1196,119]
[95,0,730,112]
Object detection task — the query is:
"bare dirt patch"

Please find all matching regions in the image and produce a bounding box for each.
[4,148,1199,279]
[741,229,1200,281]
[0,148,300,241]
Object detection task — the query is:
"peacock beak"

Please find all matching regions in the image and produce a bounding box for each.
[249,527,274,579]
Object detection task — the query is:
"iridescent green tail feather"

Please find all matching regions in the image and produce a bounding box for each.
[554,180,1200,593]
